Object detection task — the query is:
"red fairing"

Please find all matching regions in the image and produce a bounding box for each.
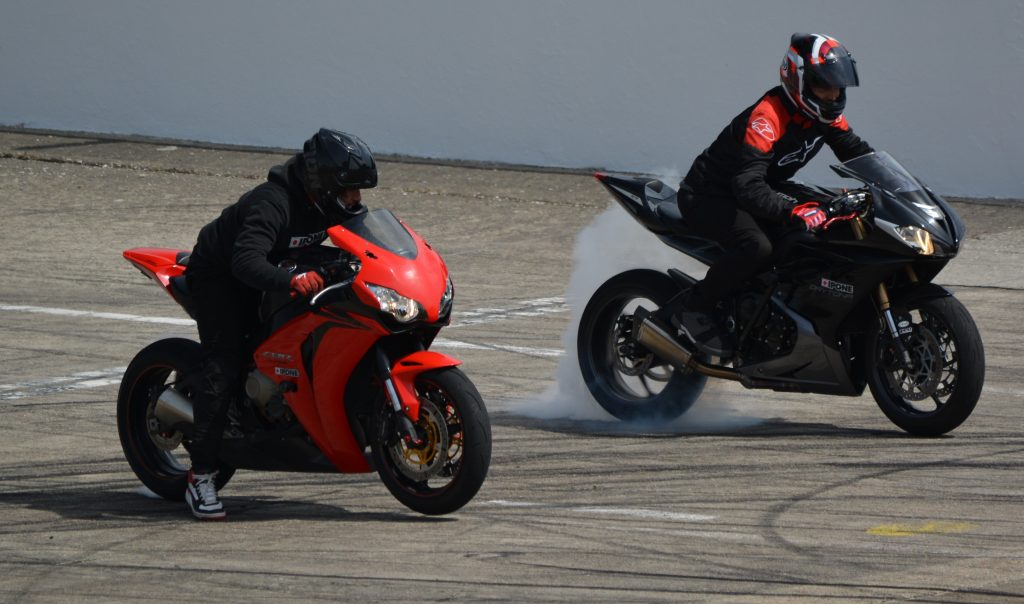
[244,215,457,474]
[328,221,450,323]
[252,311,383,473]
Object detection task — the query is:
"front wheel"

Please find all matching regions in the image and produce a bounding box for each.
[372,367,491,515]
[867,295,985,436]
[578,269,707,422]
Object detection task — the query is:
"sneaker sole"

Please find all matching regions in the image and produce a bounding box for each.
[187,505,227,521]
[190,511,227,521]
[186,493,226,521]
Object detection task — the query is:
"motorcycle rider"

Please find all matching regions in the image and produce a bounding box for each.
[182,128,378,520]
[675,33,873,356]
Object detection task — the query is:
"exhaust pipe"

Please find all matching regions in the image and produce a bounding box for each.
[634,315,743,382]
[154,387,194,426]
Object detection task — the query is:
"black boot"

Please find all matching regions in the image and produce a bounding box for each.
[672,290,735,357]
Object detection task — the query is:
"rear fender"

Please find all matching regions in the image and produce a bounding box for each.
[390,350,462,420]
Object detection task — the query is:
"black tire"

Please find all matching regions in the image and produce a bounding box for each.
[117,338,234,500]
[372,367,491,515]
[867,295,985,436]
[578,269,707,422]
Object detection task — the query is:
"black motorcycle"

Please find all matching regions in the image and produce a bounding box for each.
[578,151,984,436]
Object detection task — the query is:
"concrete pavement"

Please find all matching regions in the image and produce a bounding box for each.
[1,129,1023,602]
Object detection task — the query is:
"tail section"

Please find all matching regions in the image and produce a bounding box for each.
[594,173,723,265]
[594,172,682,235]
[123,248,193,314]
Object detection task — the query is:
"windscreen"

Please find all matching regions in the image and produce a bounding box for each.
[836,151,923,195]
[834,151,946,223]
[343,208,418,259]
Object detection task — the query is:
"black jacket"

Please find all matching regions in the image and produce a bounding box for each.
[682,85,872,220]
[187,155,346,292]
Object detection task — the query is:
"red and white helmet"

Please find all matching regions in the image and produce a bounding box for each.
[780,33,860,123]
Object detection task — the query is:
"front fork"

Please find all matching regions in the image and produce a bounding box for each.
[375,346,424,446]
[374,346,464,447]
[851,217,918,365]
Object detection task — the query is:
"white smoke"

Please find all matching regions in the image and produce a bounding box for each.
[512,175,766,433]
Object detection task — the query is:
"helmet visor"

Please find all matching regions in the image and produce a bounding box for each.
[806,53,859,88]
[332,136,378,189]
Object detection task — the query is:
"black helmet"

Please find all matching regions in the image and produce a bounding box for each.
[780,33,860,123]
[302,128,377,217]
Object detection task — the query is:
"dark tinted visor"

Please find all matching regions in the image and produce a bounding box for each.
[806,53,859,88]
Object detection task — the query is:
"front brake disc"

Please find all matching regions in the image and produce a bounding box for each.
[886,326,943,401]
[388,402,449,482]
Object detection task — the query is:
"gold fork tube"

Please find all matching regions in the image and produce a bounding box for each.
[850,216,867,240]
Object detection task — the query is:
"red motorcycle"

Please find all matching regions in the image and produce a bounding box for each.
[118,208,491,515]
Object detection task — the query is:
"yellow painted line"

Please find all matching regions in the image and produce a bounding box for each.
[867,521,975,537]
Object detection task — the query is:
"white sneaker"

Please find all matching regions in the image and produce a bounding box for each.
[185,470,226,520]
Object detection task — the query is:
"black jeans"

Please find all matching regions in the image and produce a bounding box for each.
[185,271,260,474]
[677,190,777,312]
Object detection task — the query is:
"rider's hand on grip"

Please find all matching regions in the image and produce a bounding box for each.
[290,271,324,297]
[791,202,827,232]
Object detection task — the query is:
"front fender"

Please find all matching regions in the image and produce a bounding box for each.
[888,282,953,307]
[390,350,462,420]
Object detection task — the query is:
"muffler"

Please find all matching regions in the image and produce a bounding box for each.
[633,313,742,382]
[154,387,195,426]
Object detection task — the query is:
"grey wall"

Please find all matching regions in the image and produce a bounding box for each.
[3,1,1023,197]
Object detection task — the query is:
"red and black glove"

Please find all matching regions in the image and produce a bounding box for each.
[790,202,827,232]
[289,271,324,297]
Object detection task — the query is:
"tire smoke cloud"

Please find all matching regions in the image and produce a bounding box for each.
[513,176,766,433]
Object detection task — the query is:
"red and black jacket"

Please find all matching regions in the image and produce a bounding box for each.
[682,85,872,220]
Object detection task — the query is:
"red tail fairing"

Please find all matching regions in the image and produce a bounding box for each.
[123,247,186,287]
[123,247,192,310]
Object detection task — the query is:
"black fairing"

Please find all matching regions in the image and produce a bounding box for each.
[831,151,965,258]
[595,152,963,395]
[595,173,722,265]
[732,235,907,394]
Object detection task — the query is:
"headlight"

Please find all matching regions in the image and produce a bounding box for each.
[366,284,422,323]
[893,225,935,255]
[440,277,454,317]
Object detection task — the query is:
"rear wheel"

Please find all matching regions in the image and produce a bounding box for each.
[867,296,984,436]
[372,368,491,515]
[577,269,707,422]
[117,338,234,500]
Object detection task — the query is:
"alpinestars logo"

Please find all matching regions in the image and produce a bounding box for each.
[751,117,777,142]
[289,231,327,248]
[778,136,823,167]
